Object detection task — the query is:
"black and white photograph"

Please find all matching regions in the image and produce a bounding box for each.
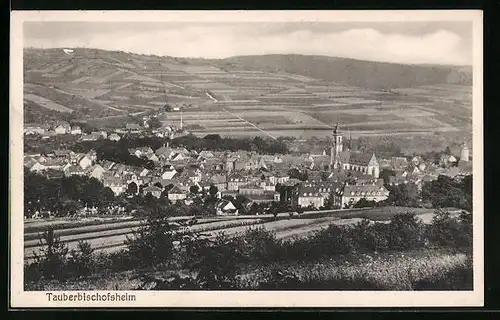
[10,10,483,308]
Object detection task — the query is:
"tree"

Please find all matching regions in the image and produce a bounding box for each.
[125,207,181,268]
[208,185,218,200]
[147,117,162,130]
[189,185,200,194]
[32,228,69,280]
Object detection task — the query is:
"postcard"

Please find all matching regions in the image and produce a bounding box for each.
[10,10,483,308]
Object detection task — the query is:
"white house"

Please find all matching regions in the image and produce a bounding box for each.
[108,133,121,141]
[161,168,177,180]
[70,126,82,135]
[78,155,93,170]
[216,199,239,216]
[167,185,187,202]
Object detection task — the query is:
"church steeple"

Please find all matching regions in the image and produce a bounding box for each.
[330,121,343,169]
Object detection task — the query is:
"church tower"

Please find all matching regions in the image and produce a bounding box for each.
[330,122,343,169]
[460,141,470,162]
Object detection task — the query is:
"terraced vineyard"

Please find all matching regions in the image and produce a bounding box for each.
[24,48,472,138]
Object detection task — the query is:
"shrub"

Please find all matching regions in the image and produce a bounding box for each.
[427,210,473,250]
[124,209,181,269]
[386,212,426,251]
[31,228,69,281]
[182,232,242,289]
[352,220,389,252]
[240,227,283,263]
[66,241,95,278]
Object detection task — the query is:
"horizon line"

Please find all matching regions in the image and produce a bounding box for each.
[23,46,473,68]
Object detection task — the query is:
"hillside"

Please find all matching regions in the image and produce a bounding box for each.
[22,48,472,139]
[214,54,472,90]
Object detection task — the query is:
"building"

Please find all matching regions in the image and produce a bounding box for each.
[80,133,101,142]
[87,164,106,181]
[337,185,390,209]
[108,133,121,141]
[143,185,163,198]
[460,142,470,162]
[70,126,82,135]
[103,177,127,196]
[297,185,325,209]
[54,123,71,135]
[167,185,188,202]
[327,123,380,178]
[216,199,239,216]
[78,155,93,170]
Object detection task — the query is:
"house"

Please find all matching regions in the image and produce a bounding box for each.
[216,199,239,216]
[78,155,93,170]
[148,154,159,163]
[338,185,390,209]
[24,125,48,135]
[64,165,87,177]
[108,133,121,141]
[125,123,141,132]
[239,183,265,196]
[54,122,71,134]
[167,185,188,202]
[209,173,227,191]
[87,164,106,180]
[70,126,82,135]
[53,149,72,159]
[227,172,248,191]
[411,156,424,166]
[297,185,325,209]
[102,177,127,196]
[29,162,47,172]
[269,172,290,185]
[139,168,150,177]
[170,152,186,162]
[199,150,215,158]
[155,145,173,159]
[143,185,163,199]
[129,147,154,159]
[80,133,101,141]
[391,157,409,172]
[440,155,458,167]
[161,167,177,180]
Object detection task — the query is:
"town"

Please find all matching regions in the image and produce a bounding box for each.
[23,111,473,219]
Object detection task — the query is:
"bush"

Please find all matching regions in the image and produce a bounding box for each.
[31,228,69,281]
[240,227,283,263]
[124,209,181,269]
[66,241,95,278]
[351,220,389,252]
[427,210,472,249]
[182,232,242,289]
[386,212,426,251]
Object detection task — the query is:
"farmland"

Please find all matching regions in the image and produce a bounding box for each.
[24,48,472,140]
[23,206,443,263]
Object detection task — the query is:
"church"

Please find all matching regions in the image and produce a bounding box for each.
[329,123,380,178]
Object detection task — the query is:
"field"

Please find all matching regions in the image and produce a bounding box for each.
[24,206,442,263]
[24,48,472,139]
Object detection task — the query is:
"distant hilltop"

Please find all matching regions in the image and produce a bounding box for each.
[216,54,472,90]
[24,48,472,90]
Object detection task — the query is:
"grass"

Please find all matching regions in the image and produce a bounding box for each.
[236,249,471,290]
[25,248,472,291]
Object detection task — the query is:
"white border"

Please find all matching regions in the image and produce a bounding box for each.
[10,10,484,308]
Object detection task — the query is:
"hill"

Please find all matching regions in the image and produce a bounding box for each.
[22,48,472,140]
[214,54,472,90]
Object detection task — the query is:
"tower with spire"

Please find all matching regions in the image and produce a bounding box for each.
[330,121,343,169]
[460,141,470,162]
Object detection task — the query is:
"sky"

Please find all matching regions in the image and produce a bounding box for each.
[23,21,473,65]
